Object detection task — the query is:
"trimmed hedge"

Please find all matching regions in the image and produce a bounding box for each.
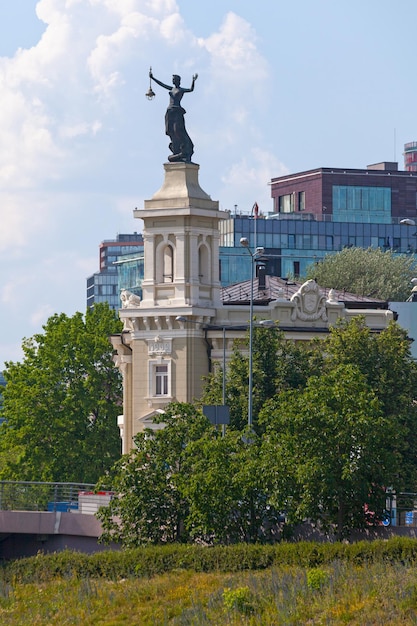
[3,537,417,584]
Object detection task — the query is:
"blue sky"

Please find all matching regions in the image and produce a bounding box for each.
[1,0,416,366]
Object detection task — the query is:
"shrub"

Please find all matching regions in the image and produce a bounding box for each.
[306,568,329,591]
[223,586,255,614]
[2,538,417,584]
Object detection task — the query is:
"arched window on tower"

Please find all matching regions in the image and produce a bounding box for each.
[198,243,210,284]
[163,245,174,282]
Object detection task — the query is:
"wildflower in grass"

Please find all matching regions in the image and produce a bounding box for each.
[306,568,329,591]
[223,586,254,614]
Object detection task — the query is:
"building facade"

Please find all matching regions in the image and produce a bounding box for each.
[111,162,395,453]
[270,161,417,222]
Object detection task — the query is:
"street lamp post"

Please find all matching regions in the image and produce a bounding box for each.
[222,325,226,406]
[240,237,265,428]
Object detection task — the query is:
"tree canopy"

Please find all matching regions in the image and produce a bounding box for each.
[259,318,417,537]
[305,247,416,301]
[98,403,210,547]
[0,303,123,483]
[100,317,417,545]
[260,364,396,538]
[97,403,279,546]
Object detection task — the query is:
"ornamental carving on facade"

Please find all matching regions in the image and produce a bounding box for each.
[290,279,328,322]
[120,289,141,308]
[148,336,172,355]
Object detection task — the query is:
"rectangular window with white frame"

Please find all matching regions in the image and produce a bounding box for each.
[149,360,171,397]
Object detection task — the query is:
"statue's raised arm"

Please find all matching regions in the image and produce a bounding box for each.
[181,74,198,93]
[149,69,171,91]
[148,69,198,163]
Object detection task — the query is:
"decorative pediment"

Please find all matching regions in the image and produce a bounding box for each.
[290,279,328,322]
[137,410,166,431]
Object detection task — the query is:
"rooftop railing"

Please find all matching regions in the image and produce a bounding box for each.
[223,212,417,225]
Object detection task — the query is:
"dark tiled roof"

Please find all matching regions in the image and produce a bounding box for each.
[221,276,389,309]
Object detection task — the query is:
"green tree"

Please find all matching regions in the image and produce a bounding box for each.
[0,303,123,483]
[260,364,397,538]
[324,318,417,490]
[98,403,278,546]
[183,429,278,544]
[100,317,417,545]
[260,317,417,537]
[97,403,212,547]
[305,247,415,301]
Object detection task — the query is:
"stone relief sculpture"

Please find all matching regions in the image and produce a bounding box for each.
[290,279,328,322]
[149,69,198,163]
[120,289,141,308]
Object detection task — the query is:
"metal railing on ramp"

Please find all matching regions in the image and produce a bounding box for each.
[0,481,113,515]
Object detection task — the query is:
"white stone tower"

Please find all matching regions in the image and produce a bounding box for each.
[111,162,227,452]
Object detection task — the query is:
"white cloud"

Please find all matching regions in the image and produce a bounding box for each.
[199,12,268,79]
[192,12,271,167]
[0,193,53,255]
[59,120,102,139]
[0,0,275,367]
[159,12,187,45]
[220,148,289,213]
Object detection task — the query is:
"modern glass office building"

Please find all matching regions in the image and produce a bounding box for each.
[218,213,417,284]
[86,233,143,309]
[219,160,417,283]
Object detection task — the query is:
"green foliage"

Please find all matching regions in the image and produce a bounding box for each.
[257,317,417,538]
[183,429,279,544]
[306,567,329,590]
[98,403,279,546]
[98,317,417,546]
[223,585,255,614]
[261,364,394,537]
[202,324,315,432]
[181,430,250,543]
[305,246,415,301]
[3,539,417,584]
[97,403,213,547]
[0,304,122,483]
[325,318,417,490]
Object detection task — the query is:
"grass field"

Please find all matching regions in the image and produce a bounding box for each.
[1,559,417,624]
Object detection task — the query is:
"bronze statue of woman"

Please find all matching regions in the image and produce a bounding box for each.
[149,69,198,162]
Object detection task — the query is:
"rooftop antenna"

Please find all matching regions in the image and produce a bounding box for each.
[394,127,396,162]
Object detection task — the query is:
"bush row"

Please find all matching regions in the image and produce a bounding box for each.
[3,537,417,584]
